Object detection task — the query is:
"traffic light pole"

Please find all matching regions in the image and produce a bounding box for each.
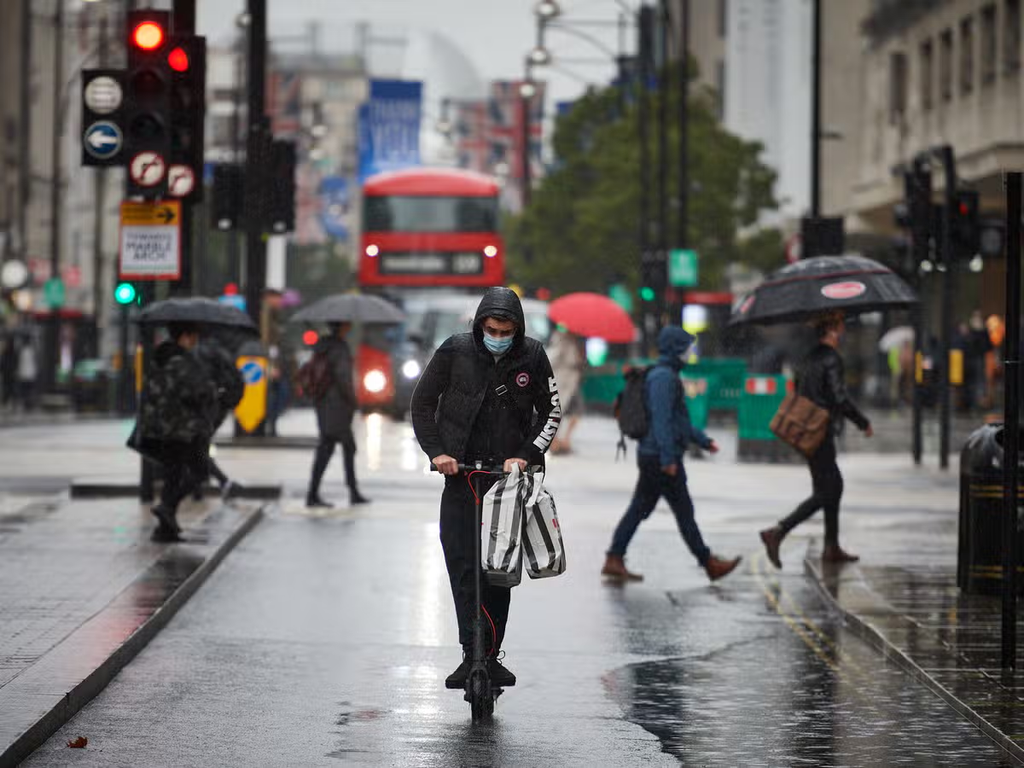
[244,0,268,333]
[938,145,956,470]
[908,160,932,467]
[1001,171,1021,670]
[637,6,653,352]
[43,0,65,394]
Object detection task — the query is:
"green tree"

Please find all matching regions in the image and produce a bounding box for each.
[505,75,781,296]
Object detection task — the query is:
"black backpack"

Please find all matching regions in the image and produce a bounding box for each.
[614,366,652,458]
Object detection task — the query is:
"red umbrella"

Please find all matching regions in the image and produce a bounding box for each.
[548,292,637,343]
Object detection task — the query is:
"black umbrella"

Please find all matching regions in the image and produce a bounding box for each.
[137,297,258,332]
[729,254,917,327]
[289,293,405,324]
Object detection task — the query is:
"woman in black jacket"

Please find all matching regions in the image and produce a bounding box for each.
[759,312,873,567]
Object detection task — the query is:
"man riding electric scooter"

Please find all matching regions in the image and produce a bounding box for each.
[411,287,562,692]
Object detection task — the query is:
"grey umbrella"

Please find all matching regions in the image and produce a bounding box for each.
[137,297,257,332]
[289,293,405,324]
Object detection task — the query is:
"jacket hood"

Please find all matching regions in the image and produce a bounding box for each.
[154,339,187,366]
[657,327,695,366]
[473,287,526,348]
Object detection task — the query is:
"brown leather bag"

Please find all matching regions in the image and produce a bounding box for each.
[770,392,830,458]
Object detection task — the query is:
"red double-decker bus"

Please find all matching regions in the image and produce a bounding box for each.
[359,167,504,288]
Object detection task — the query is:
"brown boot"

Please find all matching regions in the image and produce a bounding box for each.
[822,544,859,563]
[759,526,784,570]
[704,555,741,582]
[601,554,644,582]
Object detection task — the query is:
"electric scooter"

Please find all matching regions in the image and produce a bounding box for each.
[432,461,511,721]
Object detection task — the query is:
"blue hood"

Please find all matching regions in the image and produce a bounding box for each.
[657,327,695,368]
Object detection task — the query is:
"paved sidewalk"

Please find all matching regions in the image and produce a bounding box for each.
[805,513,1024,761]
[0,494,264,766]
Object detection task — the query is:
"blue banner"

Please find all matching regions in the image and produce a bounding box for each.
[319,176,351,241]
[358,79,423,183]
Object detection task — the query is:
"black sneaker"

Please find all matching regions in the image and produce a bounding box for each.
[445,654,472,689]
[151,524,183,543]
[306,495,334,509]
[151,505,181,534]
[350,491,371,505]
[487,653,516,687]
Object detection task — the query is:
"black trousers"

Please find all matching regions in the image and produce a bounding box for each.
[309,429,358,495]
[779,437,844,546]
[440,476,511,654]
[159,442,209,517]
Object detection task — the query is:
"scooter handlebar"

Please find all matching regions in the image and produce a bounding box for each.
[429,462,543,475]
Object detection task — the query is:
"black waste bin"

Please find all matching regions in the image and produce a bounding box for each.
[958,423,1024,594]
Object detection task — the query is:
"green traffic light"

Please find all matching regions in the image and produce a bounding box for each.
[639,286,656,302]
[115,283,137,305]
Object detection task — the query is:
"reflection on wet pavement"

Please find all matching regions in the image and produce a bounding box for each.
[609,552,1018,766]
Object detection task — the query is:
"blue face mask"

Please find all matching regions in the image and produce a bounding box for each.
[483,333,514,355]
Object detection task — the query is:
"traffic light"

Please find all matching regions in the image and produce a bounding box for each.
[81,69,126,167]
[211,164,244,230]
[124,10,172,198]
[114,282,137,305]
[952,189,980,256]
[266,140,297,234]
[166,34,206,202]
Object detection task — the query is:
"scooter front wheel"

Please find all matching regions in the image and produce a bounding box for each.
[468,670,494,722]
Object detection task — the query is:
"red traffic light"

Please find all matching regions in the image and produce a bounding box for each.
[959,202,970,216]
[168,46,189,72]
[223,282,239,296]
[303,330,319,346]
[132,21,165,51]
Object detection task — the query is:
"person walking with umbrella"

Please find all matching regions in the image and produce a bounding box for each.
[136,322,218,541]
[305,322,370,508]
[759,312,874,567]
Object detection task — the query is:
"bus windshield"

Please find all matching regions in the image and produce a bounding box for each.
[363,195,498,233]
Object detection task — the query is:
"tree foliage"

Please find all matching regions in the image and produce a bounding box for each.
[504,77,782,296]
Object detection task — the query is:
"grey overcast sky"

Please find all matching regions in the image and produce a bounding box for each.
[197,0,633,112]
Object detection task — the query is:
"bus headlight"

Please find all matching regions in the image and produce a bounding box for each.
[365,244,379,257]
[401,360,421,379]
[363,369,387,393]
[483,244,498,258]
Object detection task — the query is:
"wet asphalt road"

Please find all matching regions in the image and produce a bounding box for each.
[14,415,1022,766]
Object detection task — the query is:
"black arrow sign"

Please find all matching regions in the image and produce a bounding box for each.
[156,206,176,224]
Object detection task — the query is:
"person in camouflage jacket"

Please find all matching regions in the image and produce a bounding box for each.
[138,322,217,542]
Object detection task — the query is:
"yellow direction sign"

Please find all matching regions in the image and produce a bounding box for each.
[234,355,268,434]
[119,201,181,280]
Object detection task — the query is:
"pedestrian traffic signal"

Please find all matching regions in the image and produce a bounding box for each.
[166,34,206,202]
[124,10,172,198]
[266,140,296,234]
[952,189,980,256]
[114,282,137,305]
[638,286,656,302]
[211,164,244,230]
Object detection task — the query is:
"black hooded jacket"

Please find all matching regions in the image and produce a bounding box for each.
[411,287,561,466]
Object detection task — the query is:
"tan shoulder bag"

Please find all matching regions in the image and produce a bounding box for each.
[770,391,830,458]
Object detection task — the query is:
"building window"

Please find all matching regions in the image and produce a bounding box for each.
[1007,0,1021,74]
[940,28,954,100]
[982,4,997,84]
[890,51,908,124]
[718,0,728,38]
[920,39,934,110]
[961,16,975,95]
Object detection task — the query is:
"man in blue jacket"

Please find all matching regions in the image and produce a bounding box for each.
[602,327,741,582]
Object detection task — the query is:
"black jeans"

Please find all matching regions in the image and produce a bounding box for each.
[779,437,844,546]
[308,429,358,496]
[159,441,209,517]
[440,475,511,654]
[607,454,711,567]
